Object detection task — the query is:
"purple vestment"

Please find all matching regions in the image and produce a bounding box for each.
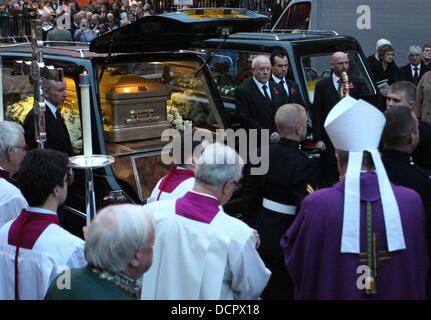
[281,172,429,299]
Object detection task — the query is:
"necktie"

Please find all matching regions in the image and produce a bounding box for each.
[413,67,419,84]
[55,109,61,120]
[262,84,271,101]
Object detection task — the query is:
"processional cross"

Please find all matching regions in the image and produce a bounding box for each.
[358,202,392,295]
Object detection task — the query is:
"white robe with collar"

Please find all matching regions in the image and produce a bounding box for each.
[0,178,28,229]
[0,214,86,300]
[141,199,271,300]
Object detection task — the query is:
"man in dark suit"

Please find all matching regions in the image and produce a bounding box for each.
[269,50,305,107]
[381,106,431,297]
[242,104,318,299]
[311,52,362,187]
[386,81,431,170]
[235,55,289,144]
[23,77,75,156]
[398,46,430,85]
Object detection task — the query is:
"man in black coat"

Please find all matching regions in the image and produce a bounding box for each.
[242,104,318,299]
[386,81,431,170]
[381,106,431,295]
[23,77,75,156]
[235,55,289,144]
[398,46,430,85]
[269,50,305,107]
[311,51,362,187]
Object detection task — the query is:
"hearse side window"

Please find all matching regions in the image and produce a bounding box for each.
[300,52,375,104]
[276,2,311,30]
[2,58,82,151]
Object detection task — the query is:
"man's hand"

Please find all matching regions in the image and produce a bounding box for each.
[315,140,326,151]
[253,229,261,249]
[270,132,280,144]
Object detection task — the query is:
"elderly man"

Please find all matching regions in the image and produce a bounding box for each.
[23,76,76,156]
[0,122,28,228]
[386,81,431,170]
[0,149,86,300]
[142,143,271,300]
[242,104,318,299]
[45,204,155,300]
[235,55,289,144]
[399,46,430,85]
[282,97,429,299]
[311,51,362,187]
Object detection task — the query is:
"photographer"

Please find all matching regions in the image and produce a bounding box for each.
[73,18,96,43]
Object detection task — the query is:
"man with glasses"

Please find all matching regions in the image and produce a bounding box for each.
[399,45,430,85]
[0,121,28,229]
[422,44,431,66]
[0,149,86,300]
[242,104,318,300]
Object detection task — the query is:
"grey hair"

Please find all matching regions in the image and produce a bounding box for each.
[84,204,155,274]
[408,45,422,55]
[194,142,244,188]
[0,121,24,161]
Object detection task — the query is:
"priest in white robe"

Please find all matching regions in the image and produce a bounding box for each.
[0,122,28,228]
[142,143,271,300]
[0,149,86,300]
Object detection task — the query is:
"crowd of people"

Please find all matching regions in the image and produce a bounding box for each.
[0,0,154,41]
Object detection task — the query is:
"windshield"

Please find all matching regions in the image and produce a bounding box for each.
[300,51,375,104]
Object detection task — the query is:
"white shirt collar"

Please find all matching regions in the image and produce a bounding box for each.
[27,206,58,216]
[272,75,284,83]
[253,77,269,89]
[45,100,58,118]
[189,190,218,201]
[332,73,341,90]
[411,64,421,71]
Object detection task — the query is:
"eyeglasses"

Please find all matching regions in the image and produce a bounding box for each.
[232,179,243,190]
[64,168,75,186]
[12,145,29,151]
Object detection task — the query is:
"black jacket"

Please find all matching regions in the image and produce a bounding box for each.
[398,63,430,85]
[23,106,74,156]
[235,78,289,133]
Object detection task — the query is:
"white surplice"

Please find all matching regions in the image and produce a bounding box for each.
[141,198,271,300]
[0,208,86,300]
[0,177,28,229]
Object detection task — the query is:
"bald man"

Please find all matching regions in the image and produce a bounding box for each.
[242,104,318,299]
[235,55,290,144]
[311,51,362,187]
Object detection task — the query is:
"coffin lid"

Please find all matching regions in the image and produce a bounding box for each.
[90,8,269,54]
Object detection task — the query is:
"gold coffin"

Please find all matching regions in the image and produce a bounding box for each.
[100,73,172,142]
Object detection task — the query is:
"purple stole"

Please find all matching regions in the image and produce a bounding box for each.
[8,209,60,300]
[0,169,16,186]
[157,166,194,201]
[175,192,219,224]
